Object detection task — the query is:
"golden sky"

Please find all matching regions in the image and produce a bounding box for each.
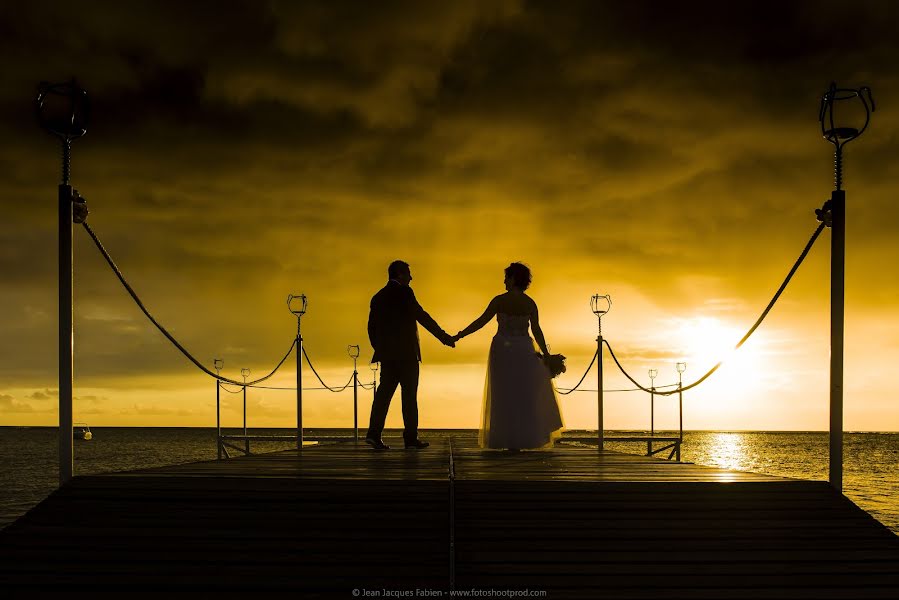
[2,1,898,431]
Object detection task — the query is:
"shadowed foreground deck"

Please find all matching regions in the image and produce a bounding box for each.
[1,437,897,598]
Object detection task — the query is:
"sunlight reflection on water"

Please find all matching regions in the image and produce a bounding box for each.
[603,430,899,533]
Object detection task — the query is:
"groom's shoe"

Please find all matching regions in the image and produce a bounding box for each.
[404,439,430,449]
[365,436,390,450]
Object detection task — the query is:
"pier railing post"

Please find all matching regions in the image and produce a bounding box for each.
[244,385,249,455]
[214,358,223,459]
[370,362,378,441]
[597,334,604,449]
[288,294,307,450]
[676,362,686,461]
[648,369,657,450]
[216,380,222,459]
[297,319,303,449]
[817,82,873,490]
[830,189,845,490]
[353,370,359,442]
[58,179,74,486]
[38,80,90,487]
[241,368,250,455]
[348,345,361,443]
[590,294,611,450]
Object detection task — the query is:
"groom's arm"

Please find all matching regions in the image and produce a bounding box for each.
[409,289,453,346]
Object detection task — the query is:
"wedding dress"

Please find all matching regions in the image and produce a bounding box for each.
[479,313,564,449]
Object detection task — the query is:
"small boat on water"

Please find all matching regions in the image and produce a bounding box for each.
[73,423,92,440]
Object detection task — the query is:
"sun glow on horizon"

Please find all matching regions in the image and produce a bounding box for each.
[674,316,767,376]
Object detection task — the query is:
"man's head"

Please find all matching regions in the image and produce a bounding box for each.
[388,260,412,286]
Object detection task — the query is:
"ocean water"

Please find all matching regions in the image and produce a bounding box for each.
[1,427,897,534]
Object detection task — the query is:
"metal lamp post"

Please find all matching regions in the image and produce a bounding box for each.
[590,294,612,448]
[348,344,361,442]
[676,362,687,444]
[241,368,251,454]
[288,294,308,449]
[648,368,658,437]
[37,80,90,486]
[818,82,874,490]
[214,359,224,459]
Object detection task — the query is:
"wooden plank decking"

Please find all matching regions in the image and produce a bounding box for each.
[1,436,897,598]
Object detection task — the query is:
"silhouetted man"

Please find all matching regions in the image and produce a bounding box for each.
[366,260,455,450]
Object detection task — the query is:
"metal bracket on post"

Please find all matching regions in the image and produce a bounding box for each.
[818,82,874,491]
[36,79,90,487]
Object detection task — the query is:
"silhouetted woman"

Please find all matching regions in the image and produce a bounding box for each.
[453,263,564,449]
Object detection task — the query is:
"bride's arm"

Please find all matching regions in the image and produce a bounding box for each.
[531,305,551,357]
[456,297,498,340]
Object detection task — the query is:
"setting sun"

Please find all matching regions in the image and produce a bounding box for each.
[676,316,766,375]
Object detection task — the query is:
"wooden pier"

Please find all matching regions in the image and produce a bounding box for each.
[1,436,897,598]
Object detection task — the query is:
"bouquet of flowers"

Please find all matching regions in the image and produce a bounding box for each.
[541,353,567,378]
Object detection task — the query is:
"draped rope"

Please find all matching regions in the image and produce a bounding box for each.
[81,221,295,386]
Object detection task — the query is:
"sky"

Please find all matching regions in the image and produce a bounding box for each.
[1,0,898,431]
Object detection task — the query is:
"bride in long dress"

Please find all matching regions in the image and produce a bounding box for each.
[453,263,564,449]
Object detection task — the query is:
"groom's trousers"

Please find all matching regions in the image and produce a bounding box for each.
[366,359,420,443]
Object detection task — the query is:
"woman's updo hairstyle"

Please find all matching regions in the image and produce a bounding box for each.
[504,262,532,291]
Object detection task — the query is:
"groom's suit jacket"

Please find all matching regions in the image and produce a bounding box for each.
[368,280,448,363]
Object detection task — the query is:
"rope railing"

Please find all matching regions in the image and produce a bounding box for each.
[302,346,356,392]
[81,221,296,387]
[556,350,598,395]
[218,383,246,394]
[559,384,681,394]
[603,222,827,395]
